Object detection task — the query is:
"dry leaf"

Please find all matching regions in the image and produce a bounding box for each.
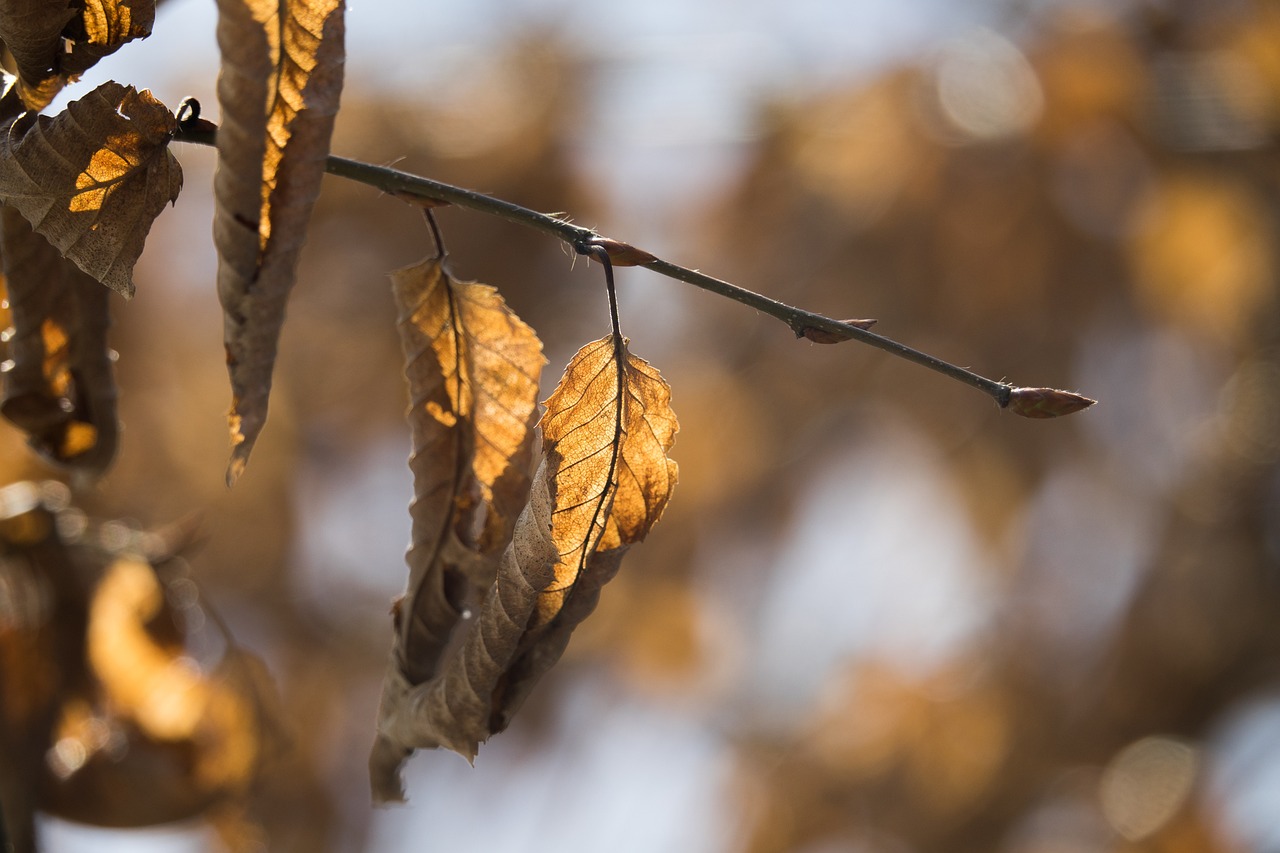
[371,465,559,801]
[214,0,346,483]
[0,80,182,297]
[532,335,679,626]
[0,1,77,109]
[369,335,678,802]
[387,256,544,684]
[0,204,119,475]
[62,1,159,82]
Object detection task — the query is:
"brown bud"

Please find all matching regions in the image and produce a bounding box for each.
[1006,387,1096,418]
[590,238,657,267]
[798,318,877,344]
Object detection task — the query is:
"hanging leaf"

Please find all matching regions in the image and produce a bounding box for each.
[369,334,677,802]
[0,80,182,297]
[387,255,544,685]
[62,0,159,82]
[0,1,76,110]
[0,205,119,475]
[214,0,346,484]
[371,461,559,801]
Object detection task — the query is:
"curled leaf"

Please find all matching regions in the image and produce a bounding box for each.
[388,256,544,684]
[0,81,182,297]
[0,205,119,475]
[0,2,76,109]
[62,1,158,82]
[214,0,346,483]
[1005,386,1097,419]
[369,335,678,801]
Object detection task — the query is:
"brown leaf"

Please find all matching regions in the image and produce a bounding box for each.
[214,0,346,484]
[62,0,158,82]
[533,335,679,625]
[369,335,678,801]
[388,255,544,684]
[0,81,182,297]
[0,205,119,475]
[0,1,77,109]
[371,465,560,801]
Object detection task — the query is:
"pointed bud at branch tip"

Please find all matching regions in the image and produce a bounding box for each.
[588,237,656,267]
[797,319,878,344]
[1005,387,1097,419]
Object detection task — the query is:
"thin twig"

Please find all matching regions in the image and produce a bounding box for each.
[174,117,1095,416]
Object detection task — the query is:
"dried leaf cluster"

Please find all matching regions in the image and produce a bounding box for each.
[0,0,681,832]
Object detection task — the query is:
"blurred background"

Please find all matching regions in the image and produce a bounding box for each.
[4,0,1280,850]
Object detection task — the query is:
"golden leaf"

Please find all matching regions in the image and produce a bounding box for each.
[388,256,544,684]
[0,204,119,475]
[62,1,158,82]
[214,0,346,483]
[368,335,678,802]
[535,334,679,625]
[0,81,182,297]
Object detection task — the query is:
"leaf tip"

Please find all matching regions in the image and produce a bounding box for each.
[1004,386,1097,419]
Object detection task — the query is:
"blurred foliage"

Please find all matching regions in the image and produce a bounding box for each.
[3,2,1280,852]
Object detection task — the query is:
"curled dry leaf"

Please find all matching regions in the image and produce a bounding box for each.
[387,255,544,684]
[0,0,154,110]
[62,0,159,82]
[0,80,182,297]
[0,205,119,475]
[370,334,678,802]
[0,1,77,109]
[214,0,346,484]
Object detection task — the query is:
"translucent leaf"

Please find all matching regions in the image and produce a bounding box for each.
[0,80,182,297]
[214,0,346,483]
[387,255,544,685]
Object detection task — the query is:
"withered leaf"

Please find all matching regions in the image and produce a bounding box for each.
[0,204,119,475]
[369,335,677,802]
[62,0,159,82]
[0,1,77,109]
[214,0,346,484]
[0,80,182,297]
[387,256,544,685]
[533,335,679,626]
[371,462,559,801]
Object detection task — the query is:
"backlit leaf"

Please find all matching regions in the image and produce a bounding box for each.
[0,80,182,297]
[214,0,346,483]
[387,255,544,685]
[369,334,677,802]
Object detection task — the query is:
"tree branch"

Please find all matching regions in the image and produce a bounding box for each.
[173,116,1095,418]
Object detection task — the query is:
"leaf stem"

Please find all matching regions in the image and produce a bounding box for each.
[582,244,622,340]
[174,119,1091,415]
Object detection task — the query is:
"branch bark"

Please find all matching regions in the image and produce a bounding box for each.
[173,115,1095,417]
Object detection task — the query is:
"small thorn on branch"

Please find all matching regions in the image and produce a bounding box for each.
[1004,387,1097,419]
[795,318,878,344]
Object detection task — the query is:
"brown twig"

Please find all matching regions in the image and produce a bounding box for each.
[173,116,1095,417]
